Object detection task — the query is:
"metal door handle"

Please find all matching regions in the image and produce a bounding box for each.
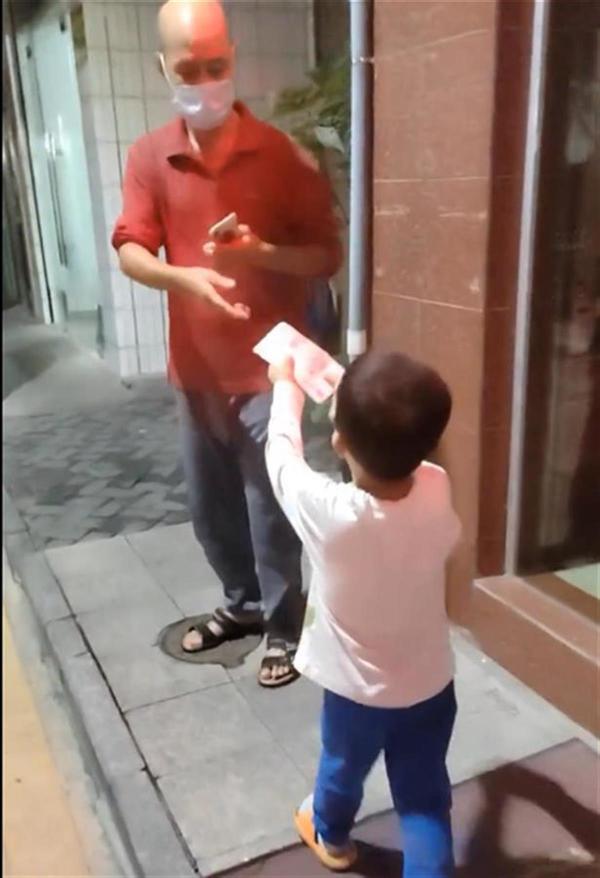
[45,131,68,267]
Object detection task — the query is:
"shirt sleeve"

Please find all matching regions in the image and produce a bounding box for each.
[284,145,343,279]
[111,140,163,255]
[265,380,337,541]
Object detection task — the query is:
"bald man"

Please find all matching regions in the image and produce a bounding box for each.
[112,0,341,687]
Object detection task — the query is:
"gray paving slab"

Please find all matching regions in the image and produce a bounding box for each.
[110,771,196,878]
[60,652,144,781]
[233,674,395,819]
[46,617,87,660]
[235,676,323,776]
[127,683,273,778]
[158,740,308,875]
[100,645,229,713]
[45,536,171,614]
[2,486,26,534]
[5,532,71,623]
[227,639,269,682]
[77,595,182,658]
[126,523,222,610]
[166,585,226,620]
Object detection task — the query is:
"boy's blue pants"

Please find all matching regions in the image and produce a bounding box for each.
[313,682,457,877]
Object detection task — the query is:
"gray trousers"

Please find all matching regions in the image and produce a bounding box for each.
[176,390,304,645]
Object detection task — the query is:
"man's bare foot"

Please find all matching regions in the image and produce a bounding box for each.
[181,609,262,653]
[258,640,299,688]
[182,616,226,652]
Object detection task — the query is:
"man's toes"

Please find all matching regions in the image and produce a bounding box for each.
[182,631,202,651]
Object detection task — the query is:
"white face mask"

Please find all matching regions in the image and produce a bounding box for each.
[159,56,235,131]
[171,79,235,130]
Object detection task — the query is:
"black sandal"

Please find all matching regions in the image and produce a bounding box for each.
[182,608,263,654]
[258,639,299,689]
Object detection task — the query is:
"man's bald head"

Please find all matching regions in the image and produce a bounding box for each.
[159,1,230,53]
[158,0,234,85]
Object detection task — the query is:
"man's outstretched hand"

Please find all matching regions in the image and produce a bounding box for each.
[172,266,250,320]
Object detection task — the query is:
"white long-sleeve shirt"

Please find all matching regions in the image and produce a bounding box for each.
[266,380,462,708]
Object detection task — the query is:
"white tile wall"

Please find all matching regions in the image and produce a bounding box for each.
[139,345,167,374]
[107,3,140,52]
[102,184,123,231]
[83,1,108,50]
[136,306,165,346]
[118,141,134,178]
[92,98,117,142]
[114,308,138,347]
[137,1,161,52]
[118,346,140,376]
[97,142,121,187]
[236,57,263,101]
[132,281,157,313]
[229,7,259,54]
[110,270,134,310]
[142,52,168,98]
[144,98,173,131]
[111,51,144,98]
[86,50,112,97]
[115,97,146,142]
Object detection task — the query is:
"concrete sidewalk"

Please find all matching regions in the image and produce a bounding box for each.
[4,508,593,876]
[3,312,597,875]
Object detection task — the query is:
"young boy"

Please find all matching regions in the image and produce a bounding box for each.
[265,350,461,877]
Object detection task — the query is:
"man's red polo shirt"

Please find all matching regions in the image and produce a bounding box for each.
[112,103,342,395]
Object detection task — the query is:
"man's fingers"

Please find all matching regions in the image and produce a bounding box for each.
[205,288,250,320]
[203,269,236,289]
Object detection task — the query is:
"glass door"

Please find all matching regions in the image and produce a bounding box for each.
[16,6,100,341]
[516,1,599,581]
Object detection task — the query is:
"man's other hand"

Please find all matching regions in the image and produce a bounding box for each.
[203,224,269,273]
[173,266,250,319]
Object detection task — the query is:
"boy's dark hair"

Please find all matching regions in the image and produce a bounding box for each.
[334,351,452,480]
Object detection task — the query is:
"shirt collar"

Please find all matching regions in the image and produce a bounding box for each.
[164,102,265,161]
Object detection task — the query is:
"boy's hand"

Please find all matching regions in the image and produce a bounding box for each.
[268,357,296,384]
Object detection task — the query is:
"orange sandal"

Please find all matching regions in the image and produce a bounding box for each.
[294,807,357,872]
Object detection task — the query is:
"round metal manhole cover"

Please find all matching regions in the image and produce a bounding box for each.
[158,614,262,667]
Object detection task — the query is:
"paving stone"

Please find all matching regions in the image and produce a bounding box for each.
[227,640,269,682]
[45,536,171,613]
[234,674,322,781]
[166,585,224,619]
[5,533,71,623]
[61,653,144,781]
[127,684,269,777]
[46,616,87,660]
[2,489,26,534]
[448,679,573,784]
[235,674,322,744]
[127,523,222,608]
[78,595,182,658]
[79,531,110,543]
[95,500,122,517]
[44,519,90,543]
[103,487,139,500]
[110,771,195,877]
[158,740,308,874]
[121,503,165,522]
[160,500,187,513]
[119,519,161,534]
[45,537,73,549]
[100,645,228,712]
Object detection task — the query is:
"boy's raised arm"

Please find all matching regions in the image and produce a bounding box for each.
[266,372,334,539]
